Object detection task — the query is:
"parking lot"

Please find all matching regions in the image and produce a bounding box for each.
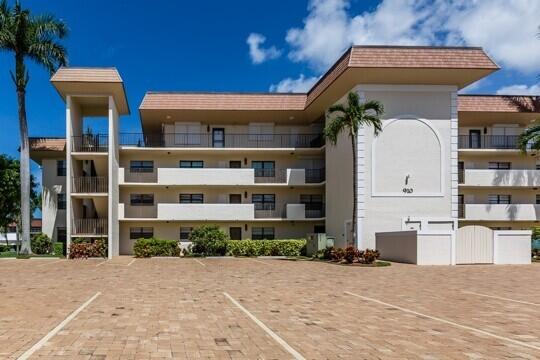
[0,257,539,359]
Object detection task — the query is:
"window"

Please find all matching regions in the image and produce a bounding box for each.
[229,227,242,240]
[229,194,242,204]
[179,160,204,168]
[229,161,241,168]
[488,162,511,170]
[491,227,512,230]
[130,193,154,206]
[130,227,153,239]
[57,193,66,210]
[130,160,154,173]
[252,227,274,240]
[57,160,66,176]
[301,194,324,218]
[7,225,16,233]
[314,225,325,234]
[252,194,275,210]
[180,227,193,241]
[252,161,275,177]
[179,194,204,203]
[212,128,225,148]
[57,227,66,242]
[536,194,540,205]
[488,194,511,204]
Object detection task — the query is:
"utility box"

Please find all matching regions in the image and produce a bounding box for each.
[306,233,334,256]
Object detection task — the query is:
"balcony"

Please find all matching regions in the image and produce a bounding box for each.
[285,204,325,219]
[119,167,325,186]
[461,204,540,221]
[461,169,540,187]
[73,218,107,235]
[458,135,518,150]
[72,134,108,152]
[158,203,255,221]
[119,133,324,149]
[72,177,108,193]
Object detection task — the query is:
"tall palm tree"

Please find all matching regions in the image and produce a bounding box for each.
[0,0,67,254]
[518,118,540,153]
[324,91,383,248]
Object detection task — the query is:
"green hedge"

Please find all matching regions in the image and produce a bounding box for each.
[226,239,306,257]
[31,232,52,254]
[133,238,180,258]
[53,242,64,256]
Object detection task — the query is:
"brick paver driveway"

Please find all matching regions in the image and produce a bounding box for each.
[0,257,539,359]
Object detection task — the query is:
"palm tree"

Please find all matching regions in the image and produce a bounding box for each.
[324,91,383,248]
[0,0,68,254]
[518,119,540,153]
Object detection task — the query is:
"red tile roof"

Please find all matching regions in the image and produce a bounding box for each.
[458,95,540,113]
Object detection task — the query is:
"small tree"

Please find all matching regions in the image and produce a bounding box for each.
[189,225,229,256]
[324,92,383,248]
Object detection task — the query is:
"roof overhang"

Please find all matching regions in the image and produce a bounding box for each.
[138,46,499,131]
[29,138,66,165]
[51,67,130,116]
[458,95,540,125]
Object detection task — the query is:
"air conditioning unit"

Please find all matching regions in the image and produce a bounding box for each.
[306,233,334,256]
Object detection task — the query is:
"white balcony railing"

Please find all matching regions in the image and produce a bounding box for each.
[463,204,540,221]
[119,167,325,186]
[157,203,255,221]
[462,170,540,187]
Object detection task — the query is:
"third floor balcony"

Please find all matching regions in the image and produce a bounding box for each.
[458,135,519,150]
[119,132,324,149]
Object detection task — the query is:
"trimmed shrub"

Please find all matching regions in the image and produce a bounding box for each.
[360,249,380,264]
[31,232,53,254]
[133,238,180,258]
[344,246,359,264]
[189,225,229,256]
[69,238,107,259]
[226,239,307,257]
[53,242,64,256]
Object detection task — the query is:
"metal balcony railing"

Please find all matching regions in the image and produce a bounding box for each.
[125,168,158,183]
[72,134,108,152]
[73,218,107,235]
[72,177,108,193]
[305,168,325,183]
[119,133,324,149]
[458,135,519,150]
[458,204,465,219]
[305,208,325,218]
[254,169,286,183]
[458,169,464,184]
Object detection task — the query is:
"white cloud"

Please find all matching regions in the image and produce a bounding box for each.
[269,74,319,93]
[496,83,540,96]
[284,0,540,73]
[246,33,281,64]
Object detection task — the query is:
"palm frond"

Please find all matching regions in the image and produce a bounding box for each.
[518,120,540,153]
[327,103,347,115]
[323,115,347,145]
[28,40,67,73]
[32,14,68,39]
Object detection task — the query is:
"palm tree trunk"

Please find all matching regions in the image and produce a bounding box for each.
[16,56,31,255]
[351,134,357,248]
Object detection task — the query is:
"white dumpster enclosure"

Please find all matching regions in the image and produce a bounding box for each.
[375,219,531,265]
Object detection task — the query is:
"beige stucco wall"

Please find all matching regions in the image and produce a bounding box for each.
[119,221,320,255]
[41,158,66,240]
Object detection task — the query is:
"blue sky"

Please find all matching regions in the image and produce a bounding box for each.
[0,0,539,184]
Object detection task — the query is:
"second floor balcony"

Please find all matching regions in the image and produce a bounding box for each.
[119,132,324,149]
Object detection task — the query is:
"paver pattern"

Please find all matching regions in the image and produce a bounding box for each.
[0,257,539,359]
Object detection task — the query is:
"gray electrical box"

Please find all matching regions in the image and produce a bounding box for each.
[306,233,334,256]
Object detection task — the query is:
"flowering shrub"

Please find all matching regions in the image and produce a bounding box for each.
[69,239,107,259]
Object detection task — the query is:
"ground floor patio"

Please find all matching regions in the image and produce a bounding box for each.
[0,257,539,359]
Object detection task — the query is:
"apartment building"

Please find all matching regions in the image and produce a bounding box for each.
[29,46,538,261]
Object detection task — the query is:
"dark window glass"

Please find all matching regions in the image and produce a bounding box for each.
[229,227,242,240]
[229,161,241,168]
[252,194,275,210]
[252,161,275,177]
[488,194,511,204]
[179,194,204,203]
[130,160,154,173]
[130,193,154,206]
[300,194,323,210]
[252,227,274,240]
[229,194,242,204]
[536,194,540,205]
[179,160,204,168]
[57,160,66,176]
[130,227,153,239]
[488,162,511,170]
[180,227,193,241]
[7,226,17,233]
[57,193,66,210]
